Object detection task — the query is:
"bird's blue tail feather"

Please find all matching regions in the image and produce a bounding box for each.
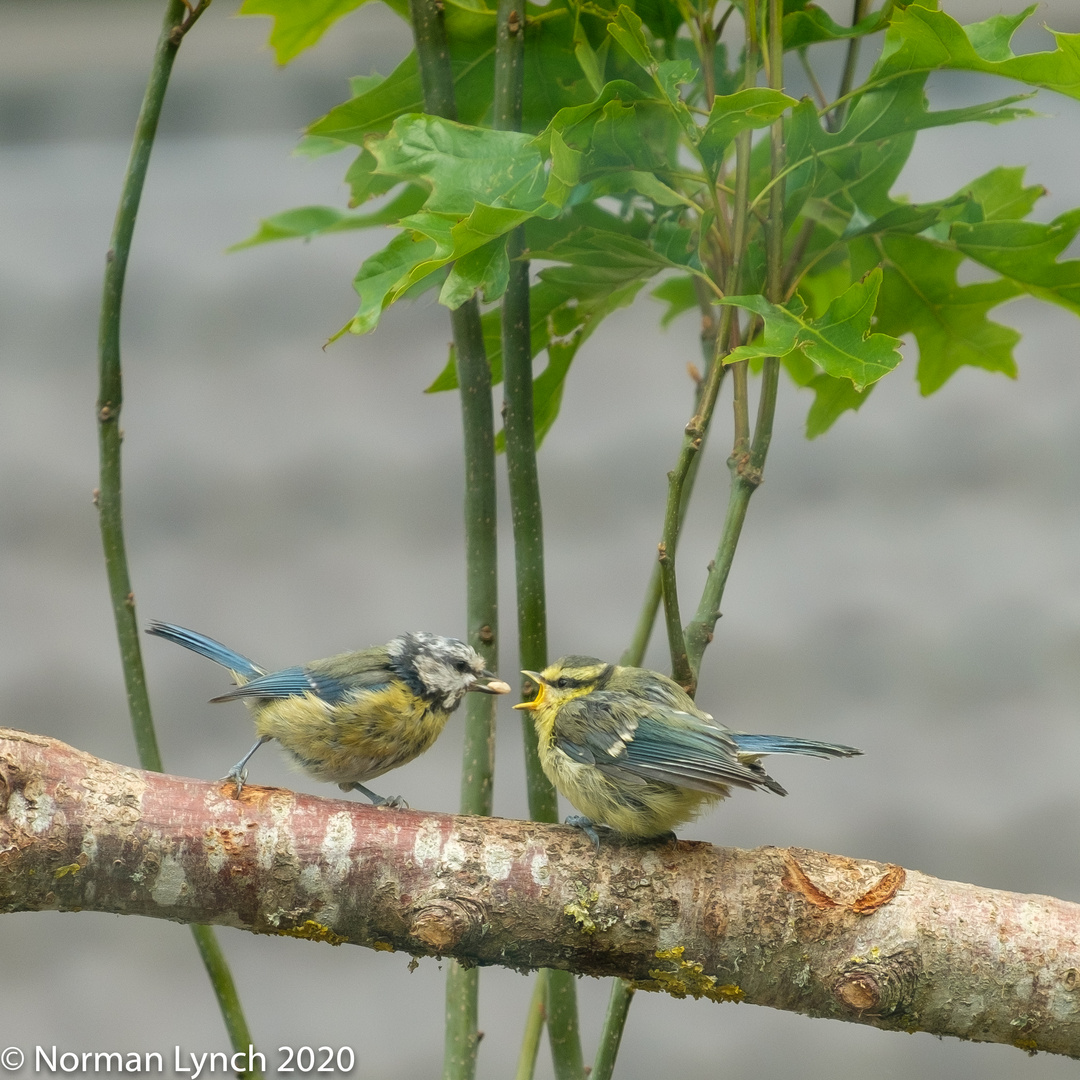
[732,733,861,758]
[146,621,263,679]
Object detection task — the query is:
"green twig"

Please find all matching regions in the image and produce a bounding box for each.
[830,0,871,131]
[672,0,758,688]
[406,1,499,1075]
[590,981,635,1080]
[684,0,786,682]
[545,970,585,1080]
[95,1,258,1075]
[450,300,500,823]
[514,971,548,1080]
[190,925,259,1075]
[621,252,724,672]
[496,0,557,831]
[444,296,499,1080]
[495,2,583,1072]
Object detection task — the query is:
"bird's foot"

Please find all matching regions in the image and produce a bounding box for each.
[341,782,409,810]
[223,766,247,799]
[565,815,610,850]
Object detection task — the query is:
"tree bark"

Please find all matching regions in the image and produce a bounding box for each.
[2,728,1078,1058]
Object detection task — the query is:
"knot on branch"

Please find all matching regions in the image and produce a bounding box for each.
[736,460,763,487]
[409,897,487,953]
[833,950,921,1016]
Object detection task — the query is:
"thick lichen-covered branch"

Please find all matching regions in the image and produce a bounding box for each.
[3,730,1079,1060]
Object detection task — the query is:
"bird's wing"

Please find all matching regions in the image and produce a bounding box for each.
[553,694,780,795]
[210,666,348,703]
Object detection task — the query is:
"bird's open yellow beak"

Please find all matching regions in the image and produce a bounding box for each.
[513,670,546,710]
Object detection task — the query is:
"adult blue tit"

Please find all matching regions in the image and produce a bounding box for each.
[515,656,860,842]
[147,621,510,803]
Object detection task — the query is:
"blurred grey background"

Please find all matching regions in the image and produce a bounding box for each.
[2,1,1079,1077]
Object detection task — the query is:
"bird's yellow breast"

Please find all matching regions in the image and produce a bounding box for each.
[249,681,450,785]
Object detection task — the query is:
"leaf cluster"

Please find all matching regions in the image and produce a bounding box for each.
[237,0,1080,439]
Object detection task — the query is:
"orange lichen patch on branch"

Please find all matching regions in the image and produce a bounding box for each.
[781,849,905,914]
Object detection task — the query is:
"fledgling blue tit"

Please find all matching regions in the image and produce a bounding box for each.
[147,621,510,804]
[515,656,860,843]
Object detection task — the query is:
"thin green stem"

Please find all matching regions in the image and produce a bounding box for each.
[621,286,719,661]
[410,0,458,118]
[496,0,556,921]
[545,971,585,1080]
[407,2,498,1075]
[673,126,751,682]
[444,963,481,1080]
[190,926,260,1079]
[444,298,499,1080]
[798,48,829,111]
[96,2,258,1075]
[495,1,583,1070]
[514,971,548,1080]
[657,0,759,692]
[590,981,635,1080]
[495,0,557,832]
[684,0,786,680]
[830,0,871,131]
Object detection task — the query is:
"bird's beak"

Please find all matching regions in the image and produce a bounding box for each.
[469,671,512,695]
[513,670,546,711]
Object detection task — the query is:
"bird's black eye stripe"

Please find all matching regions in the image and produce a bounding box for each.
[554,676,579,690]
[454,658,470,673]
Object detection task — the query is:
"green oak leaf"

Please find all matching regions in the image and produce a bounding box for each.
[950,208,1080,315]
[951,208,1080,315]
[961,165,1045,222]
[349,231,438,335]
[228,187,427,250]
[439,237,510,308]
[861,233,1021,395]
[426,277,643,447]
[722,268,903,390]
[528,224,699,296]
[783,3,889,52]
[782,76,1033,231]
[873,5,1080,100]
[369,115,549,214]
[783,352,874,438]
[699,88,798,174]
[239,0,405,65]
[309,53,426,143]
[539,81,679,190]
[308,10,496,145]
[345,148,402,206]
[397,203,536,293]
[607,6,656,70]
